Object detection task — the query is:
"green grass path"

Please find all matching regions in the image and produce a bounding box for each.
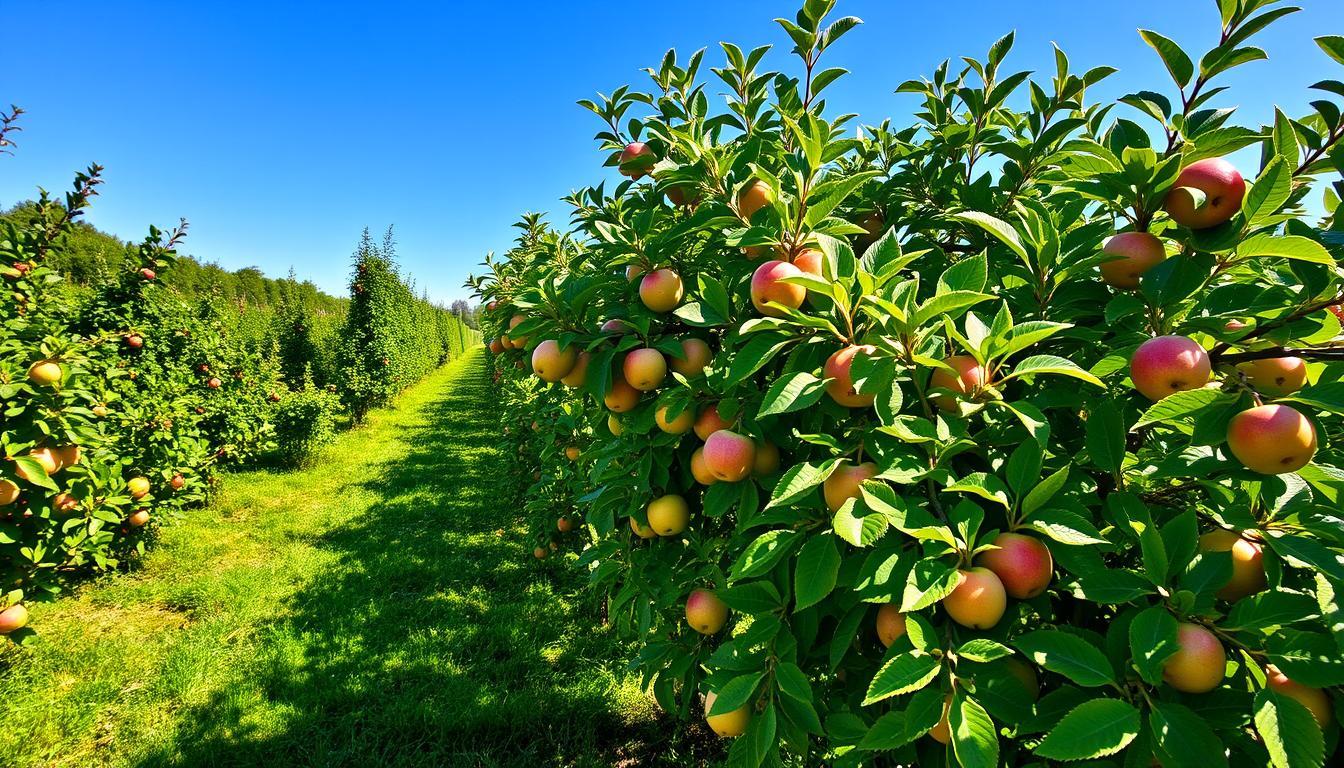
[0,349,691,767]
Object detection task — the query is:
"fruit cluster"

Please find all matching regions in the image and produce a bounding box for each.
[475,3,1344,766]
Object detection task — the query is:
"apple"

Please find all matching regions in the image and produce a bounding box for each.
[603,376,642,413]
[560,352,591,388]
[624,264,643,282]
[752,440,780,476]
[694,404,734,440]
[876,603,907,648]
[1100,232,1166,289]
[823,460,878,513]
[565,446,581,461]
[655,405,695,435]
[618,141,656,179]
[929,694,953,744]
[170,474,185,490]
[737,179,773,222]
[690,447,717,486]
[52,492,78,514]
[52,445,80,470]
[499,334,514,350]
[669,337,712,377]
[1226,404,1317,474]
[1164,158,1246,229]
[607,414,623,437]
[1198,529,1267,601]
[704,691,751,737]
[207,377,222,389]
[129,509,150,527]
[30,446,62,474]
[942,567,1007,630]
[978,532,1054,599]
[929,355,987,412]
[750,260,806,316]
[639,268,684,313]
[1237,356,1307,397]
[127,476,151,499]
[126,334,145,349]
[1162,622,1226,693]
[792,247,824,278]
[624,348,668,391]
[531,340,578,383]
[629,515,657,539]
[0,604,29,634]
[665,184,700,207]
[824,345,877,407]
[486,301,498,312]
[1266,664,1333,728]
[1129,336,1211,401]
[646,494,690,536]
[533,546,548,560]
[686,589,729,635]
[600,318,633,334]
[703,430,756,482]
[0,479,19,506]
[140,267,156,280]
[27,360,62,386]
[557,517,575,533]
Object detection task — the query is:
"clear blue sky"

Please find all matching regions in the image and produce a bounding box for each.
[2,1,1341,304]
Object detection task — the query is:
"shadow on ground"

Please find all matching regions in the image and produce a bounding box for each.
[133,354,722,768]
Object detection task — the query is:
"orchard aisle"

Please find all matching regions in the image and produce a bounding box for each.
[0,349,690,768]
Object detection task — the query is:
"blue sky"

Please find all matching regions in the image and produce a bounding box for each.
[2,1,1341,304]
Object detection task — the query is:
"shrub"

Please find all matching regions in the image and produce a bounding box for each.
[273,371,341,467]
[476,3,1344,766]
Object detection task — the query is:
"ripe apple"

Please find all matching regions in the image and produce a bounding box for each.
[486,301,498,312]
[600,318,633,334]
[704,691,751,737]
[603,376,642,413]
[126,334,144,349]
[703,430,756,482]
[792,247,824,278]
[737,179,773,221]
[127,476,151,499]
[1198,529,1267,601]
[140,267,156,280]
[560,352,591,388]
[53,492,79,514]
[1237,356,1307,397]
[942,567,1007,630]
[655,405,695,435]
[669,337,712,377]
[824,345,877,407]
[557,517,575,533]
[639,268,684,313]
[752,440,780,476]
[499,334,514,350]
[1100,232,1166,289]
[565,446,581,461]
[624,264,643,282]
[624,348,668,391]
[629,515,657,539]
[646,494,690,536]
[929,355,987,412]
[126,508,150,527]
[207,377,222,389]
[876,603,907,648]
[30,446,62,475]
[1162,622,1226,693]
[978,532,1053,599]
[1164,158,1246,229]
[52,445,80,470]
[929,694,953,744]
[531,340,578,382]
[533,546,548,560]
[0,603,29,634]
[27,360,62,386]
[686,589,729,635]
[618,141,656,179]
[750,260,806,316]
[694,404,734,440]
[1129,335,1211,401]
[508,315,528,346]
[0,479,19,505]
[1226,404,1317,474]
[690,447,717,486]
[1266,664,1333,728]
[170,474,185,490]
[607,414,623,436]
[823,460,878,513]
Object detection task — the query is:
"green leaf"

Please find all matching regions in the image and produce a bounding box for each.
[758,372,827,417]
[1022,464,1070,519]
[1013,629,1116,687]
[1254,689,1325,768]
[1149,701,1229,768]
[1317,35,1344,66]
[728,333,795,384]
[954,211,1030,264]
[956,638,1014,662]
[1033,699,1140,760]
[1023,508,1109,546]
[12,457,57,491]
[1085,402,1125,475]
[858,711,912,750]
[718,581,785,614]
[1134,388,1230,427]
[862,651,941,705]
[1070,569,1154,603]
[794,534,841,611]
[709,672,764,715]
[1243,155,1292,226]
[1001,355,1104,387]
[950,695,999,768]
[1226,591,1319,632]
[901,558,961,612]
[730,530,802,582]
[833,499,888,547]
[1140,29,1194,88]
[768,459,841,509]
[1236,234,1335,265]
[945,472,1011,510]
[913,290,995,327]
[1129,606,1181,686]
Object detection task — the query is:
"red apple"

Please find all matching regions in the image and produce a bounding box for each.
[694,404,734,441]
[824,345,877,407]
[1226,404,1317,474]
[623,348,668,391]
[750,260,806,316]
[1164,158,1246,230]
[978,532,1053,599]
[1100,232,1166,289]
[703,430,756,482]
[929,355,987,412]
[823,460,878,513]
[686,589,729,634]
[639,269,684,313]
[1236,356,1307,397]
[618,142,656,179]
[1129,336,1211,401]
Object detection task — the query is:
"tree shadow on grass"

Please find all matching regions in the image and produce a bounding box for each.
[134,357,724,768]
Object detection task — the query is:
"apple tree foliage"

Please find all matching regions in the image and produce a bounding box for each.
[477,0,1344,765]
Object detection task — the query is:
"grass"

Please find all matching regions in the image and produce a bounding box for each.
[0,349,717,767]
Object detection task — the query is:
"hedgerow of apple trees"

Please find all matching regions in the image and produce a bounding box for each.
[471,1,1344,766]
[0,111,478,643]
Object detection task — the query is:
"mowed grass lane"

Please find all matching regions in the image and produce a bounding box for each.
[0,349,711,767]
